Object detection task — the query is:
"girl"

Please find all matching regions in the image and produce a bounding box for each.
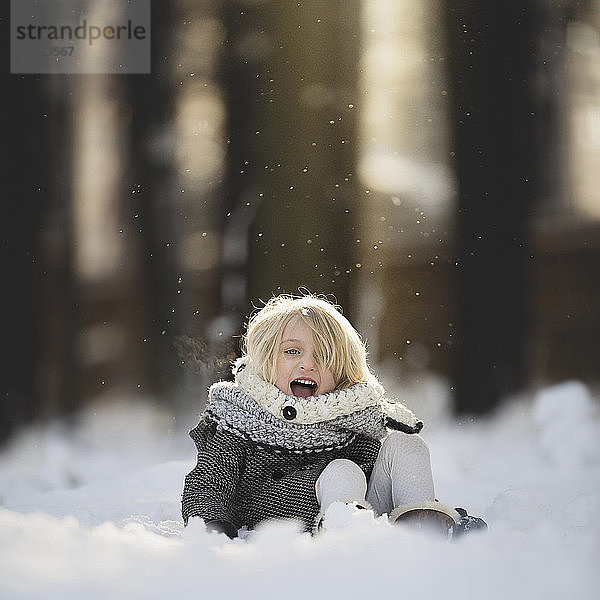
[182,294,485,538]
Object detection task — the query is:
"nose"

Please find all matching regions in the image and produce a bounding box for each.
[300,357,316,371]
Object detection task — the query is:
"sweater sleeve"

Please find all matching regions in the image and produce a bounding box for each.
[181,419,246,527]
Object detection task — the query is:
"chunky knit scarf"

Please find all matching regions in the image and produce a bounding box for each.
[203,358,423,454]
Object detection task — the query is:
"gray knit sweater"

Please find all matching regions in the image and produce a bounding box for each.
[181,359,422,533]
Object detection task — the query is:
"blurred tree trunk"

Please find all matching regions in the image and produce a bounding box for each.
[443,3,543,413]
[222,0,362,317]
[128,0,230,406]
[1,69,53,442]
[127,1,181,402]
[1,0,80,442]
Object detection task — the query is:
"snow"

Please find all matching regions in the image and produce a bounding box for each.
[1,380,599,599]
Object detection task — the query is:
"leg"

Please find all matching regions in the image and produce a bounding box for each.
[315,458,367,509]
[366,432,435,516]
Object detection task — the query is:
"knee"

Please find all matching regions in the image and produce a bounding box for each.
[315,459,367,507]
[321,458,366,481]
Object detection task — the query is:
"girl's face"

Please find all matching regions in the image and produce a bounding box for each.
[274,316,336,397]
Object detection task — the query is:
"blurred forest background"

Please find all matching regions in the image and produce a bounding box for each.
[2,0,600,445]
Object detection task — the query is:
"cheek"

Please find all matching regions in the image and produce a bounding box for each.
[323,371,337,391]
[275,358,291,384]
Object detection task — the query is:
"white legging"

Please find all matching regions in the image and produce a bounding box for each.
[314,432,435,515]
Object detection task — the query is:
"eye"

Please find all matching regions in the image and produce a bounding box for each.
[284,348,300,355]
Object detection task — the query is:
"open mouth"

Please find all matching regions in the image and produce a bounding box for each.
[290,379,318,398]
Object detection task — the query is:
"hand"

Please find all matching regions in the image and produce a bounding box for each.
[205,519,238,539]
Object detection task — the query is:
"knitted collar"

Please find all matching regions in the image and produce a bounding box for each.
[232,357,421,431]
[233,357,382,423]
[203,358,422,454]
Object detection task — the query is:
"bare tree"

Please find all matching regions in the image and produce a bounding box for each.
[222,0,362,316]
[443,2,543,412]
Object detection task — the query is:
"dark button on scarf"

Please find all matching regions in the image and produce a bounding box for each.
[282,406,297,420]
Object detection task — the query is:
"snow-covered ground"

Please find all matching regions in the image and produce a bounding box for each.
[1,379,599,599]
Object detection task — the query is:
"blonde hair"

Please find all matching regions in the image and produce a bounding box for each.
[242,294,370,390]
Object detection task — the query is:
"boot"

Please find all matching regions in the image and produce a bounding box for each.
[453,507,488,538]
[389,501,460,540]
